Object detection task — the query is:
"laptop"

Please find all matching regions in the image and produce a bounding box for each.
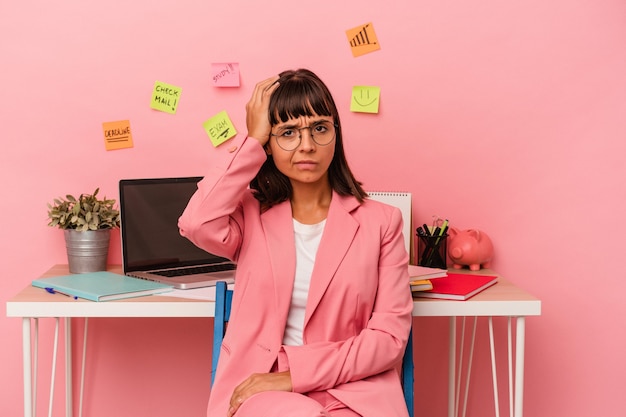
[119,177,236,289]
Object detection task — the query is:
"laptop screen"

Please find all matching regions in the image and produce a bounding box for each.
[119,177,231,272]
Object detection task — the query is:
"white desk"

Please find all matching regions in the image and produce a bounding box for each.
[7,265,541,417]
[412,271,541,417]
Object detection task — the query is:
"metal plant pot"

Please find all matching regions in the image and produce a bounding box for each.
[64,229,111,273]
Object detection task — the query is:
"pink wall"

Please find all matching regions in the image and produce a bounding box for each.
[2,1,625,416]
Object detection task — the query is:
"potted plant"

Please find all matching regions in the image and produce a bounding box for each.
[47,188,120,273]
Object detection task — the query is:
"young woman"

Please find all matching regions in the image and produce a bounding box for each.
[179,69,413,417]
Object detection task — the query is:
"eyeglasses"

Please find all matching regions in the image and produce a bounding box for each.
[270,121,337,151]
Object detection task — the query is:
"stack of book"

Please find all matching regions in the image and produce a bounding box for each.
[409,265,499,300]
[409,267,499,301]
[408,265,448,292]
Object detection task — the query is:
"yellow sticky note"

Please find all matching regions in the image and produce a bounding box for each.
[350,86,381,113]
[346,22,380,57]
[150,81,182,114]
[203,111,237,147]
[102,120,133,151]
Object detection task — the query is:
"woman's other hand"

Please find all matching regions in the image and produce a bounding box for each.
[245,75,280,147]
[227,371,292,416]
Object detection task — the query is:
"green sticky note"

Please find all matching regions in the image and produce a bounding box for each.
[203,110,237,147]
[150,81,182,114]
[350,86,380,114]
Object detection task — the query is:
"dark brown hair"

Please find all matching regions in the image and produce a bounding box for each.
[250,69,367,210]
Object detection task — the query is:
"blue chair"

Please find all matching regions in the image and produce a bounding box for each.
[211,281,233,387]
[402,327,415,417]
[212,281,415,417]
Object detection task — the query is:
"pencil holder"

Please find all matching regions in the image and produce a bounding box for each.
[416,234,448,269]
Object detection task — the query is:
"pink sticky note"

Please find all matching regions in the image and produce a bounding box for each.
[211,63,240,87]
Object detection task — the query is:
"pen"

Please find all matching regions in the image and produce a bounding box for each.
[45,287,78,300]
[424,219,449,266]
[432,219,450,265]
[422,224,431,236]
[437,219,449,237]
[420,227,437,265]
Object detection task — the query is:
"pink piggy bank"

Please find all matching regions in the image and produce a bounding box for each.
[447,227,494,271]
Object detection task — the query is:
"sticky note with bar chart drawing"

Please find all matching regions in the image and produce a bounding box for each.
[346,22,380,57]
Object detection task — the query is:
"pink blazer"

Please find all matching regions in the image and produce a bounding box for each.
[179,136,413,417]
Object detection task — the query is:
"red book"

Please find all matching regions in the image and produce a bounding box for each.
[414,273,498,300]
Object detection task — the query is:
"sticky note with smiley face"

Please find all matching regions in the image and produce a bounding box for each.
[350,86,381,114]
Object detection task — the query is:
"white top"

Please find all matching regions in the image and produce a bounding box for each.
[282,218,326,346]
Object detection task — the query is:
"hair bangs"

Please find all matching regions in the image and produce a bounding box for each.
[269,74,334,125]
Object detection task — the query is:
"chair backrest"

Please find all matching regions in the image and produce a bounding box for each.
[211,282,414,417]
[212,281,233,386]
[402,328,415,417]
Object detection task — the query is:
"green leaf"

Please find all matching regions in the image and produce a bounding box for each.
[47,188,119,229]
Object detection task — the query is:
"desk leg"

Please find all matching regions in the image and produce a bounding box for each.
[22,318,33,417]
[488,317,501,417]
[448,317,456,417]
[65,317,73,417]
[514,317,526,417]
[447,316,527,417]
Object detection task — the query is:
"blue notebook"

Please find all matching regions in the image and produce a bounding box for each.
[32,271,173,301]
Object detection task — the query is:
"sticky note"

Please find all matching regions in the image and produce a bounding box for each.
[346,22,380,57]
[102,120,133,150]
[150,81,182,114]
[203,111,237,147]
[350,86,381,113]
[211,63,240,87]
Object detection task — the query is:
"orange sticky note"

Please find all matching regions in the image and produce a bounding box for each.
[346,22,380,57]
[102,120,133,151]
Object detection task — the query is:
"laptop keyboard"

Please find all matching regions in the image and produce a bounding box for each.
[152,263,236,277]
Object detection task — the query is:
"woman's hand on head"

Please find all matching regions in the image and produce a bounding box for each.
[227,371,292,417]
[246,75,280,147]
